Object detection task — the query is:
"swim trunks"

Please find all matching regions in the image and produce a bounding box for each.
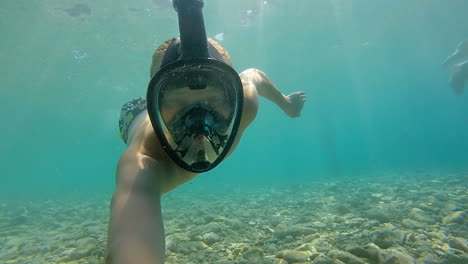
[119,97,147,144]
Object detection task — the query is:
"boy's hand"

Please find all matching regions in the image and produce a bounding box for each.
[284,91,306,118]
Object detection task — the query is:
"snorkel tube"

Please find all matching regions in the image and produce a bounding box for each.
[147,0,244,173]
[159,0,228,66]
[175,0,208,59]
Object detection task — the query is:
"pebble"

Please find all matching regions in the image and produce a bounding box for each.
[327,250,367,264]
[364,207,393,223]
[401,218,421,229]
[242,248,264,262]
[448,238,468,253]
[409,208,438,224]
[442,211,467,225]
[370,228,405,249]
[311,254,334,264]
[277,249,309,263]
[202,232,222,245]
[348,243,381,263]
[379,249,415,264]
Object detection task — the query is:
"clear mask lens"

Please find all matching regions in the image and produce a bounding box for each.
[147,60,243,172]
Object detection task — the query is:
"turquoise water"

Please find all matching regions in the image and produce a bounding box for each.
[1,1,468,263]
[1,0,467,199]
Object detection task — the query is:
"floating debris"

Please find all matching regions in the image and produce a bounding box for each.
[214,32,224,41]
[128,7,140,12]
[71,49,87,60]
[240,8,259,27]
[361,41,371,47]
[58,3,91,18]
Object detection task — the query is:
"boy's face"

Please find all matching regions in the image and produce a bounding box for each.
[159,85,231,123]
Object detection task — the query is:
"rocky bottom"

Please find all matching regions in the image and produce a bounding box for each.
[0,172,467,264]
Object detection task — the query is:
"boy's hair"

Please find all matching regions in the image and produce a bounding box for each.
[150,38,233,78]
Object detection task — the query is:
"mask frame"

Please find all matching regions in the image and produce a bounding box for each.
[147,58,243,172]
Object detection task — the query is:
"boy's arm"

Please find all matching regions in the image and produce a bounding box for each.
[239,68,305,118]
[106,149,165,264]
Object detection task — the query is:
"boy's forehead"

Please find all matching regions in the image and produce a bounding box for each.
[165,85,223,94]
[160,88,228,107]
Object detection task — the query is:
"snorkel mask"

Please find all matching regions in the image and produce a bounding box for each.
[147,0,243,173]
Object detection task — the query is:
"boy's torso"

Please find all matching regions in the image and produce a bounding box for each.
[125,78,259,181]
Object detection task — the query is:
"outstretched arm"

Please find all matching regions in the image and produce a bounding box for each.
[106,149,165,264]
[239,68,306,118]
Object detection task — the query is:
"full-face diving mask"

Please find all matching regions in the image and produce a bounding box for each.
[147,0,243,173]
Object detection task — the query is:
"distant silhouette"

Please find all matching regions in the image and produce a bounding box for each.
[443,40,468,94]
[443,40,468,67]
[58,3,91,17]
[449,60,468,94]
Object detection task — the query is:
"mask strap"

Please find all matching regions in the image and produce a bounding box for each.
[161,38,180,68]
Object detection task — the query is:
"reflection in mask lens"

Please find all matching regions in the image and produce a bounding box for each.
[167,105,228,156]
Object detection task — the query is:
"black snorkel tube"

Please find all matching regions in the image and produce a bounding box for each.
[159,0,228,66]
[175,0,208,59]
[147,0,244,173]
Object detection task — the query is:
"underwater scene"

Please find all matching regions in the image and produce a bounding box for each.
[0,0,467,263]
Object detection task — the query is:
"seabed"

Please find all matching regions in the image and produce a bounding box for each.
[1,172,467,264]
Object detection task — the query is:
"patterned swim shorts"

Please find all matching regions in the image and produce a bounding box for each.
[118,97,147,144]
